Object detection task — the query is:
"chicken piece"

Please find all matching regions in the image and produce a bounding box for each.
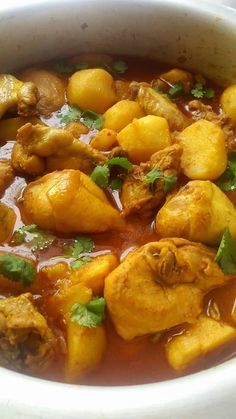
[22,169,123,233]
[20,68,66,116]
[11,123,105,176]
[166,314,236,371]
[188,100,236,152]
[0,293,55,371]
[121,144,182,216]
[0,74,39,119]
[0,202,16,243]
[0,160,14,195]
[155,180,236,245]
[137,86,189,131]
[0,116,43,141]
[104,238,229,340]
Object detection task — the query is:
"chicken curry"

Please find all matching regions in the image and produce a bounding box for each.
[0,54,236,385]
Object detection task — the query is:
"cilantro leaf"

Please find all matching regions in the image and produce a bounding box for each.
[81,110,104,130]
[191,83,215,99]
[58,105,82,124]
[71,297,106,328]
[168,80,184,97]
[12,224,55,251]
[108,157,133,170]
[110,178,123,190]
[90,164,109,188]
[112,60,128,74]
[64,236,94,259]
[75,63,88,70]
[145,168,177,192]
[216,152,236,191]
[70,256,92,269]
[0,254,36,286]
[215,229,236,275]
[53,62,74,73]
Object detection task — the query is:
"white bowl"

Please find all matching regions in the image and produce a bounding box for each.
[0,1,236,418]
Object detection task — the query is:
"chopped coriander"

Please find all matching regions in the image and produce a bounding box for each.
[53,62,74,73]
[70,256,92,269]
[58,105,82,124]
[216,152,236,191]
[112,60,128,74]
[108,157,133,170]
[75,63,88,70]
[215,229,236,275]
[145,168,177,193]
[64,236,94,259]
[110,178,123,190]
[0,254,36,286]
[12,224,55,252]
[71,297,106,328]
[99,62,113,73]
[191,82,215,99]
[81,110,104,130]
[90,164,109,188]
[168,80,184,97]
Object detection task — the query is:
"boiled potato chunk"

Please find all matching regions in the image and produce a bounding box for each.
[156,180,236,245]
[103,100,144,132]
[177,120,227,180]
[70,254,119,295]
[221,84,236,122]
[160,68,193,91]
[0,116,43,141]
[0,203,16,243]
[66,321,107,382]
[67,69,117,113]
[22,169,123,233]
[117,115,171,163]
[90,128,117,151]
[166,315,236,371]
[20,68,66,115]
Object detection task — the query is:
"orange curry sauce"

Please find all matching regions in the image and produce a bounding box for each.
[0,56,236,385]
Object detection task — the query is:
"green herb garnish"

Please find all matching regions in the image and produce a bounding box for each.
[53,62,74,73]
[191,83,215,99]
[216,152,236,191]
[70,256,92,270]
[91,157,132,189]
[168,80,184,97]
[0,254,36,286]
[110,178,123,190]
[215,229,236,275]
[75,63,88,70]
[112,60,128,74]
[90,164,110,188]
[58,105,82,124]
[12,224,55,251]
[81,110,104,130]
[64,236,94,259]
[145,168,177,192]
[71,297,106,328]
[108,157,133,170]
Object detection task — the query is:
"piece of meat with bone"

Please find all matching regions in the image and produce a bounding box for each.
[11,123,106,176]
[0,293,55,371]
[104,238,231,340]
[0,74,39,119]
[121,144,182,216]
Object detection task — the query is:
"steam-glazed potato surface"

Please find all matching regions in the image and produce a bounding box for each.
[0,54,236,385]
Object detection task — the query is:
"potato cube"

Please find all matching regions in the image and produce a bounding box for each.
[166,315,236,371]
[0,202,16,243]
[160,68,193,91]
[221,84,236,122]
[65,321,107,382]
[177,119,227,180]
[67,69,117,113]
[90,128,117,151]
[103,100,144,132]
[117,115,171,163]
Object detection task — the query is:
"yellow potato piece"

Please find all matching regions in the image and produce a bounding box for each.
[0,116,43,141]
[103,100,144,132]
[117,115,171,163]
[90,128,117,151]
[156,180,236,245]
[166,315,236,371]
[177,119,227,180]
[22,169,123,233]
[67,69,117,113]
[0,202,16,243]
[221,84,236,122]
[70,254,119,295]
[66,321,107,382]
[58,283,92,316]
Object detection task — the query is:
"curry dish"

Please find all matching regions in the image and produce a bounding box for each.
[0,54,236,385]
